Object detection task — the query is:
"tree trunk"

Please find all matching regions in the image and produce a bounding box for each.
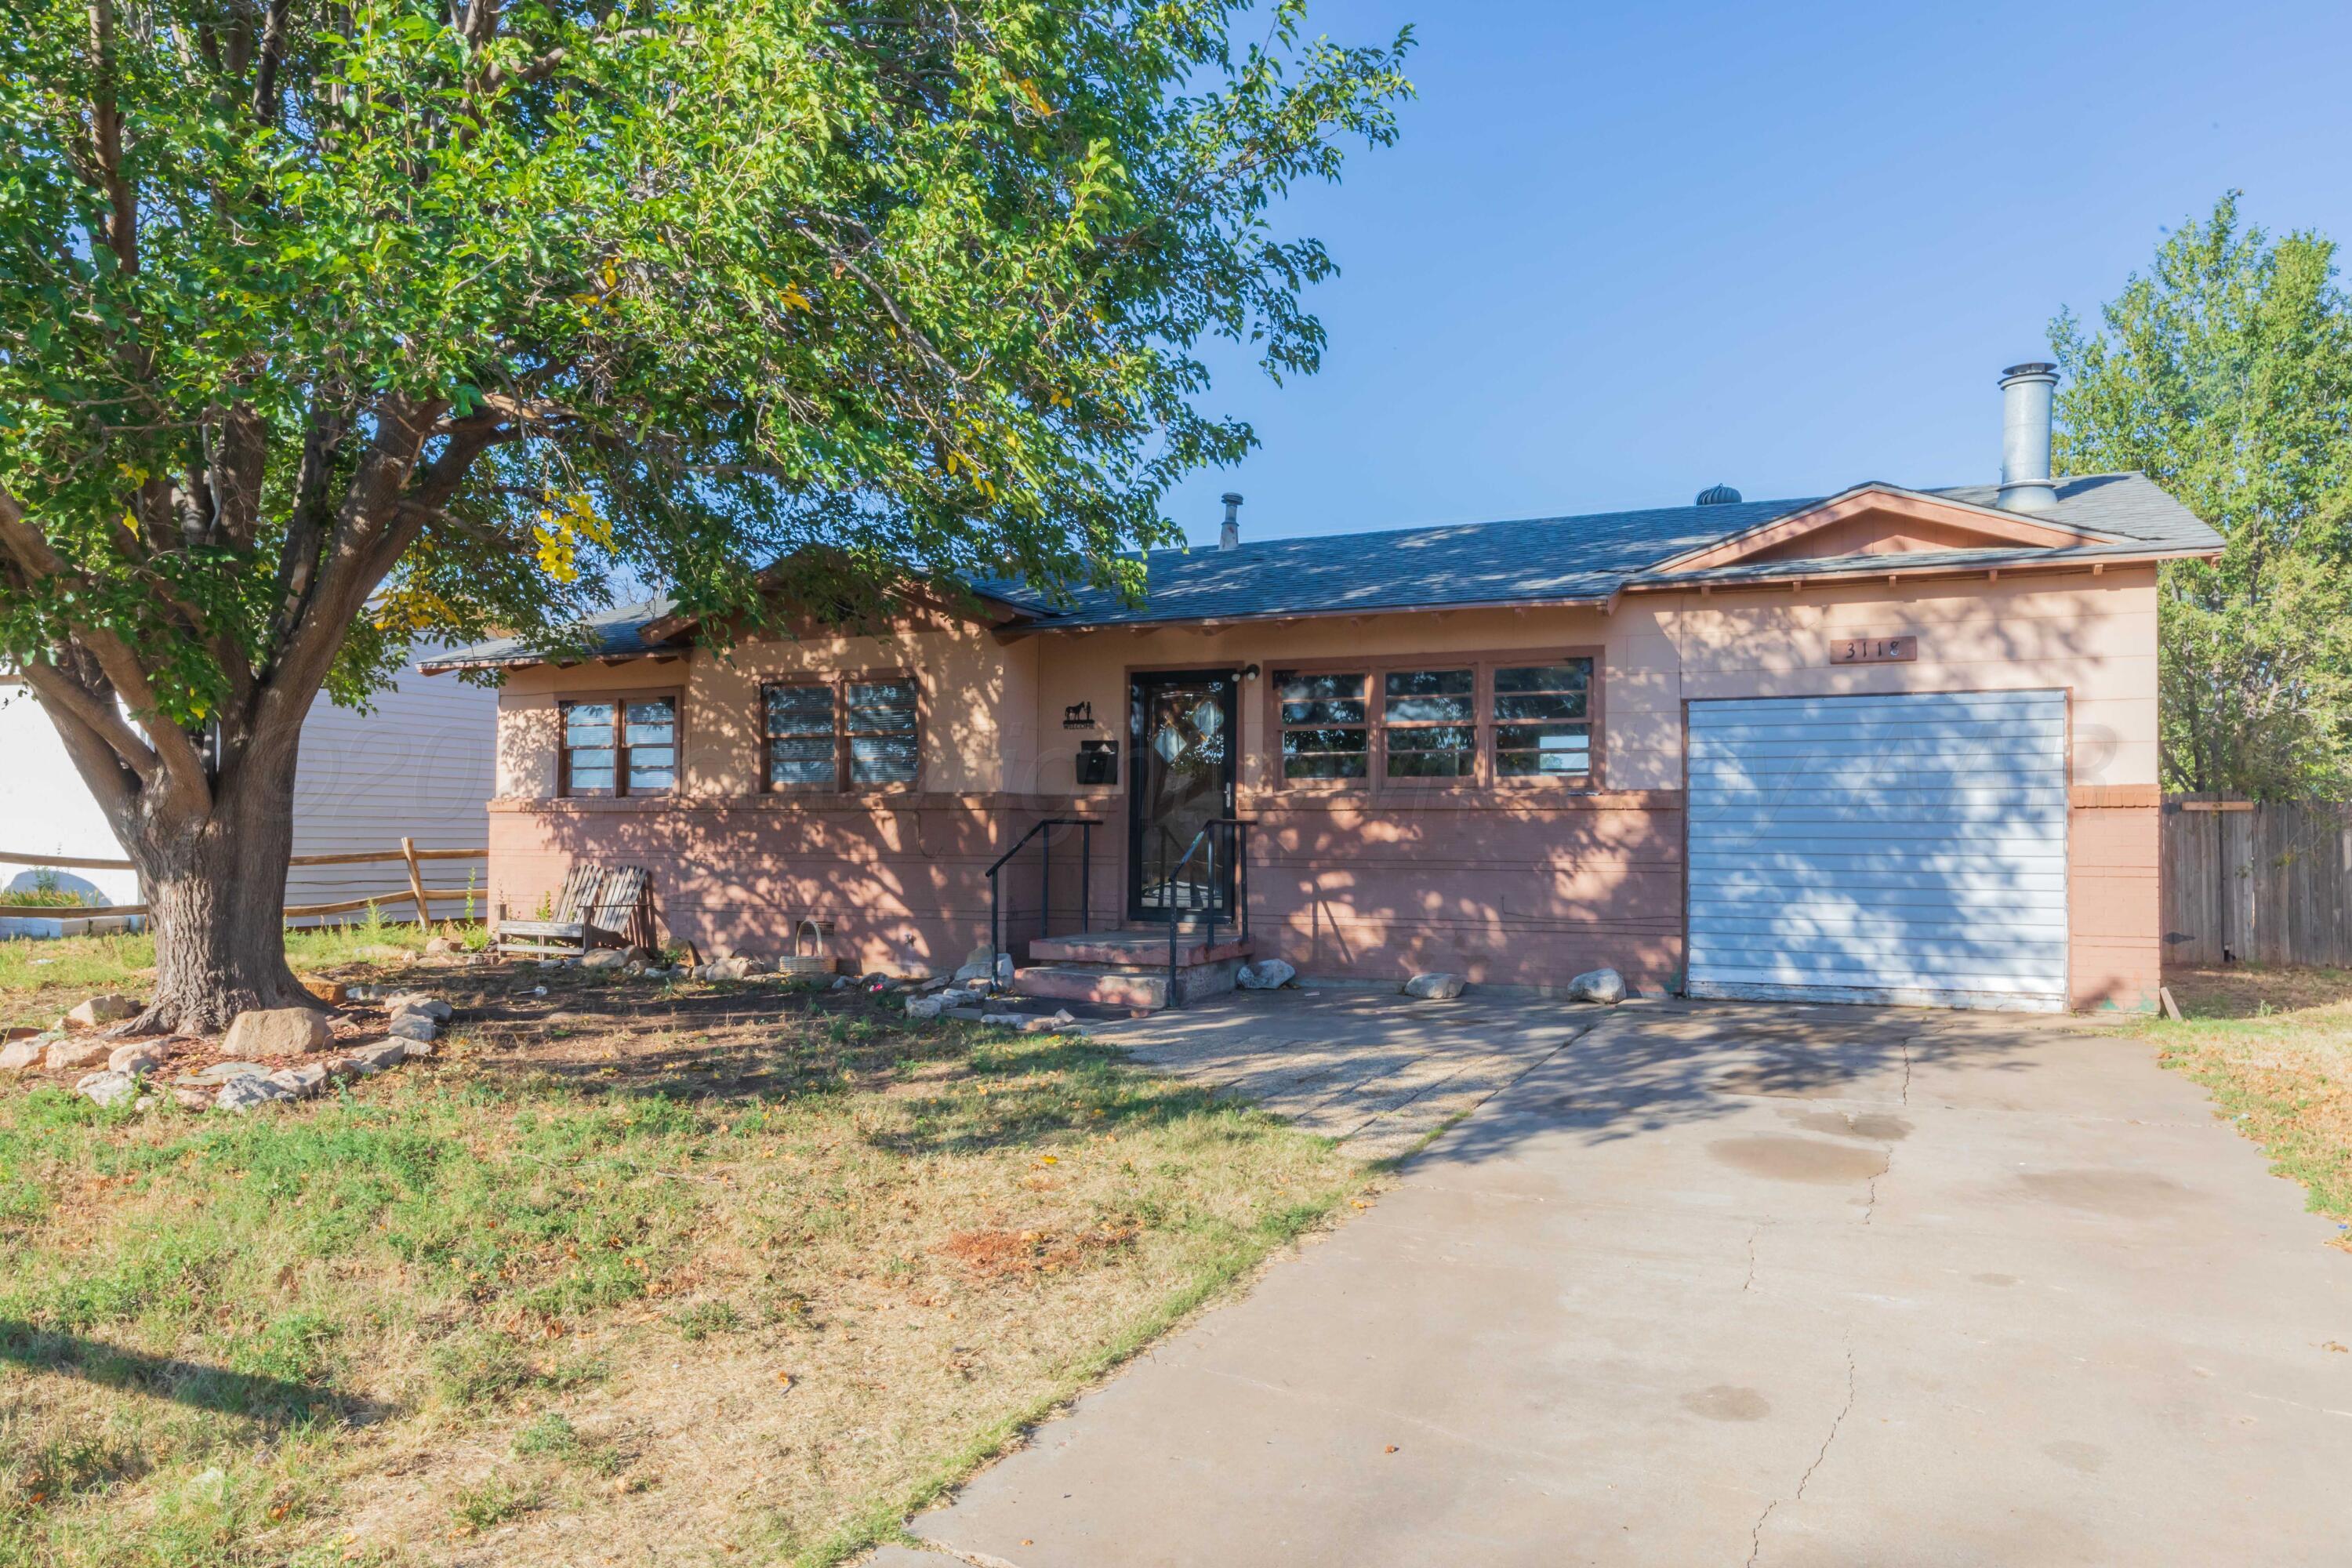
[116,736,317,1035]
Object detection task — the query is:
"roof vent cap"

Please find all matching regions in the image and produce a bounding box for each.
[1218,492,1243,550]
[1695,483,1742,506]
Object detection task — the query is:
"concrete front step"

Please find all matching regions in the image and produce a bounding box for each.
[1028,927,1253,968]
[1014,954,1244,1011]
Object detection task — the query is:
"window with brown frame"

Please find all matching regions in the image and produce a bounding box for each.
[560,695,677,797]
[845,677,919,785]
[1493,659,1593,780]
[1269,652,1600,792]
[761,676,922,790]
[1382,668,1477,779]
[1275,670,1370,779]
[763,684,838,789]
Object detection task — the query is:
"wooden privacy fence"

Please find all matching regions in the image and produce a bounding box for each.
[0,839,488,923]
[2161,797,2352,967]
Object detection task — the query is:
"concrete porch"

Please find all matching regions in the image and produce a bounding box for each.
[1014,926,1255,1013]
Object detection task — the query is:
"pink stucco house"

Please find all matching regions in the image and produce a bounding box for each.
[429,365,2221,1013]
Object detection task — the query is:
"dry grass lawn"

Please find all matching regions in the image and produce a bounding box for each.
[0,935,1370,1566]
[2107,964,2352,1245]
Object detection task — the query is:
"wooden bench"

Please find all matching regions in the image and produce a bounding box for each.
[495,865,652,957]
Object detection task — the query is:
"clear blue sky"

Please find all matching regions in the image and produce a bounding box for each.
[1160,0,2352,547]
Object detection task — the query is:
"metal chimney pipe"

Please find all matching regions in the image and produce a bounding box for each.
[1995,361,2059,513]
[1218,492,1243,550]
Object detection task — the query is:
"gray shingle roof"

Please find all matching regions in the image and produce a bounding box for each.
[419,596,676,671]
[422,472,2220,670]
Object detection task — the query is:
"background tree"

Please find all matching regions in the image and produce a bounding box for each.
[0,1,1413,1030]
[2052,192,2352,799]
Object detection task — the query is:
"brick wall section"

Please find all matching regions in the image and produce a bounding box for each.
[1245,791,1684,991]
[489,794,1107,977]
[2067,789,2162,1012]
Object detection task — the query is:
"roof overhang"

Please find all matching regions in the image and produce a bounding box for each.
[1623,546,2212,597]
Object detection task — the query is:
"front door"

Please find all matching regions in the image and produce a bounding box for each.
[1128,671,1239,922]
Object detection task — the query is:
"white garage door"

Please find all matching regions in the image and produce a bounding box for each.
[1686,690,2068,1011]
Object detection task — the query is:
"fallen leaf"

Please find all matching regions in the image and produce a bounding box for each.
[1384,1444,1399,1454]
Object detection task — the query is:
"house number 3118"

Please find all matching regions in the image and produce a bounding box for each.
[1828,635,1918,664]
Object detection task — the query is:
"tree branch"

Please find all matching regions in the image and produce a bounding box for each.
[85,0,137,275]
[261,393,447,734]
[251,0,291,122]
[18,658,161,786]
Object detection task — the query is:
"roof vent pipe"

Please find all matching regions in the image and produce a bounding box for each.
[1995,361,2060,513]
[1218,492,1243,550]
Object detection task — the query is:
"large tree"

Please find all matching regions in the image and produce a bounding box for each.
[2052,192,2352,799]
[0,2,1411,1030]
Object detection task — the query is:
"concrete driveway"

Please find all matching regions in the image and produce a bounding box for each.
[883,996,2352,1567]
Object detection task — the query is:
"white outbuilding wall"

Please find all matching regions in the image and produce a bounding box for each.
[0,655,497,926]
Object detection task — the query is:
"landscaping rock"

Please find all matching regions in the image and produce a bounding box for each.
[265,1063,332,1099]
[387,1014,438,1044]
[980,1009,1077,1034]
[221,1007,333,1058]
[67,993,140,1029]
[829,975,851,990]
[176,1060,267,1087]
[215,1075,295,1112]
[424,935,461,956]
[399,1037,435,1059]
[953,954,1015,986]
[1401,971,1468,1001]
[339,1042,409,1077]
[1236,959,1296,990]
[171,1086,211,1111]
[299,976,348,1004]
[45,1038,113,1073]
[1567,966,1627,1005]
[903,996,946,1020]
[384,993,454,1022]
[579,948,630,970]
[106,1043,165,1075]
[708,955,774,982]
[0,1036,50,1073]
[937,987,981,1007]
[76,1069,140,1107]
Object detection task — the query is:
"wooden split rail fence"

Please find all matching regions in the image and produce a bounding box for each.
[0,839,489,923]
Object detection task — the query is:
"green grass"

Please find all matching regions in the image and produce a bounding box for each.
[0,921,437,1029]
[0,972,1367,1566]
[2108,965,2352,1238]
